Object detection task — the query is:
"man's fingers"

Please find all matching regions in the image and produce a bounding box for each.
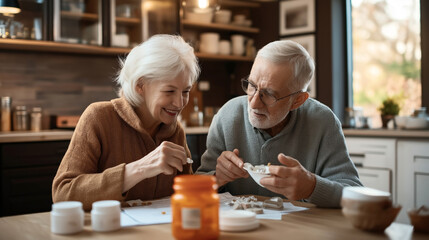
[218,156,247,177]
[278,153,300,167]
[224,151,245,169]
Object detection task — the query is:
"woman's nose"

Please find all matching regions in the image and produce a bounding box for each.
[173,94,185,108]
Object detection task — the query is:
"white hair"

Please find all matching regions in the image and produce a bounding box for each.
[256,40,315,92]
[115,34,200,106]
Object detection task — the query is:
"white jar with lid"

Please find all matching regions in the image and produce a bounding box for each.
[91,200,121,232]
[50,201,84,235]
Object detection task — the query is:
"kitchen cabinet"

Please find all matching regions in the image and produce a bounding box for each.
[397,140,429,224]
[345,137,397,203]
[0,140,69,217]
[110,0,178,48]
[0,0,179,53]
[54,0,102,45]
[180,0,261,62]
[0,0,47,40]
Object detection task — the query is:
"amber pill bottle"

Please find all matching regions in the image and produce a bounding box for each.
[172,175,219,240]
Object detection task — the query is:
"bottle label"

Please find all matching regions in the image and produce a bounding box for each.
[181,207,201,229]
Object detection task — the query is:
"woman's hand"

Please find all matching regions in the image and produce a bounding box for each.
[122,141,188,193]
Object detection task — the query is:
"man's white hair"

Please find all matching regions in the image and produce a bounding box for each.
[256,40,315,92]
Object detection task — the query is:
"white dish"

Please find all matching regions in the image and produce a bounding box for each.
[394,116,429,129]
[220,210,259,232]
[243,163,270,187]
[342,186,391,202]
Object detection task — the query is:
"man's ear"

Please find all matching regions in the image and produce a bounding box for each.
[290,92,309,110]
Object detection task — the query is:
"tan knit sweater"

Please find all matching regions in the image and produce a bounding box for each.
[52,98,191,211]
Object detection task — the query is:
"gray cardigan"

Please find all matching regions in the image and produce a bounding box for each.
[196,96,362,208]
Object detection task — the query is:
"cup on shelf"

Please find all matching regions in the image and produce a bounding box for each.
[185,9,213,23]
[231,34,245,56]
[214,10,232,24]
[232,14,246,26]
[219,40,231,55]
[200,32,220,54]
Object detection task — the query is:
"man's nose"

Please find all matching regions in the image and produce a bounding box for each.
[249,91,265,109]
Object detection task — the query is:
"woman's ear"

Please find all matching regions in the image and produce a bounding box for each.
[290,92,309,110]
[135,80,144,94]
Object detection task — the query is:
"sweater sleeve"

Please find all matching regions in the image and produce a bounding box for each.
[52,104,126,211]
[307,115,363,208]
[195,112,225,176]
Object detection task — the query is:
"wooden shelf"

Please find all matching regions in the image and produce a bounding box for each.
[116,17,141,25]
[222,0,261,8]
[196,52,254,62]
[0,39,255,61]
[0,39,129,55]
[61,11,99,21]
[182,20,259,33]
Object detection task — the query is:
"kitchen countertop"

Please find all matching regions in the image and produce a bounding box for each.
[1,127,428,143]
[342,128,429,138]
[0,127,211,143]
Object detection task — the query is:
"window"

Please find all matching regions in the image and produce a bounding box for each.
[351,0,421,128]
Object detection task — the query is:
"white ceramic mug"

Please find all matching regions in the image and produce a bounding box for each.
[231,34,245,56]
[219,40,231,55]
[200,32,220,54]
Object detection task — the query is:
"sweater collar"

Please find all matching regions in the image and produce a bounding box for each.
[111,98,177,140]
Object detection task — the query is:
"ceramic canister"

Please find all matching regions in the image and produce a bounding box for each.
[91,200,121,232]
[51,201,84,235]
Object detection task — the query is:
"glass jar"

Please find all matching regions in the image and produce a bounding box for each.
[171,175,219,240]
[31,107,42,131]
[13,105,28,131]
[1,96,12,131]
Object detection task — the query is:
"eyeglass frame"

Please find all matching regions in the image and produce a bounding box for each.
[241,78,303,106]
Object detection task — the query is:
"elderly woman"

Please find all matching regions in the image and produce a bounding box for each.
[52,34,200,210]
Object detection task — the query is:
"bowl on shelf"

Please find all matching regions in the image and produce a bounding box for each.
[185,10,213,23]
[214,10,231,24]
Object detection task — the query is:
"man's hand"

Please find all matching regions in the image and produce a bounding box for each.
[260,153,316,200]
[215,149,249,187]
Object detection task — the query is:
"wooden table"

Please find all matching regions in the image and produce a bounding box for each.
[0,201,427,240]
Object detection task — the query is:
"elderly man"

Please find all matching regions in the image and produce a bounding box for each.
[196,40,362,208]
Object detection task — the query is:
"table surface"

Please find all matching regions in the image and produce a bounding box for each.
[0,200,427,240]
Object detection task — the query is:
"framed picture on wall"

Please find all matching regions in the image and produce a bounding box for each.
[279,0,315,36]
[281,35,317,98]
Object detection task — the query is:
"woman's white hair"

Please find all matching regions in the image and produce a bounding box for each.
[115,34,200,106]
[256,40,315,92]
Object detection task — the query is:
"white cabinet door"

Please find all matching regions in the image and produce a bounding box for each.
[345,137,396,202]
[397,140,429,224]
[357,167,391,193]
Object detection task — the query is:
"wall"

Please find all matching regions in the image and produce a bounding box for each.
[0,50,120,127]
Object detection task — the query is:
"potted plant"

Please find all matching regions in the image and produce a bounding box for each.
[378,97,400,128]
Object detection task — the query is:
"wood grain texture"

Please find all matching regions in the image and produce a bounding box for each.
[0,201,427,240]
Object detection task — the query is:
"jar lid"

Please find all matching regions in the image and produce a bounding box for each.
[51,201,83,214]
[32,107,42,112]
[92,200,120,214]
[15,105,26,111]
[219,210,259,232]
[173,175,217,191]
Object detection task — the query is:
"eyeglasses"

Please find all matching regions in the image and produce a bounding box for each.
[241,78,302,106]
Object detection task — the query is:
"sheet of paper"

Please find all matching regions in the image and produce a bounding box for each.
[120,192,308,227]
